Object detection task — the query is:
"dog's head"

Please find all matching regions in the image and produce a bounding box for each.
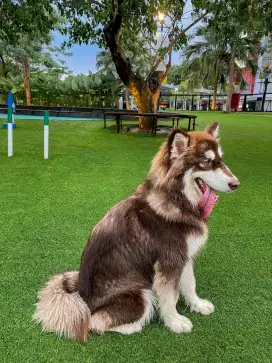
[149,122,240,207]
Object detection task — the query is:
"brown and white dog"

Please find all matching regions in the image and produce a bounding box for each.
[33,122,240,341]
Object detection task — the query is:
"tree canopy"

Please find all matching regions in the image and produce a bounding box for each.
[167,65,183,86]
[0,1,58,45]
[1,0,272,116]
[56,0,272,122]
[179,25,262,109]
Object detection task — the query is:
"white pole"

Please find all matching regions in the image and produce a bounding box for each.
[8,107,13,157]
[8,123,13,157]
[44,110,49,159]
[44,125,49,159]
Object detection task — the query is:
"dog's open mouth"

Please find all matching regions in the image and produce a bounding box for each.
[196,178,207,194]
[196,178,219,217]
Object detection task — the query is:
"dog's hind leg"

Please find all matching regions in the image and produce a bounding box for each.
[180,259,214,315]
[89,289,154,334]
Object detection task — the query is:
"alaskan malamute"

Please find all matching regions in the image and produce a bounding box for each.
[33,122,240,340]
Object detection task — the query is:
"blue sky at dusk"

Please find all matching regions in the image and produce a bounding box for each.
[53,32,182,75]
[53,1,194,75]
[53,32,101,74]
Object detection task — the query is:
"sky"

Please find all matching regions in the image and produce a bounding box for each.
[53,33,101,74]
[53,1,194,75]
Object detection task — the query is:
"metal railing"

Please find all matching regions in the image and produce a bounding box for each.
[0,104,118,119]
[159,92,272,112]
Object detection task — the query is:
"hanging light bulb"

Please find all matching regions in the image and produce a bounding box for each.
[158,12,165,23]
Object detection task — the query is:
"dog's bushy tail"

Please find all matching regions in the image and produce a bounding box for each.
[33,271,91,341]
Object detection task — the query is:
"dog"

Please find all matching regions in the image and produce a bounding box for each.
[33,122,240,341]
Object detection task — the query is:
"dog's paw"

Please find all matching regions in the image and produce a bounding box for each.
[109,322,142,334]
[165,314,193,334]
[190,298,214,315]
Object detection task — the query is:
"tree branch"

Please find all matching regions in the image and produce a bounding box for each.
[103,0,138,87]
[90,0,106,10]
[149,11,209,76]
[168,48,172,66]
[146,41,168,68]
[0,54,8,78]
[64,0,107,11]
[161,59,172,83]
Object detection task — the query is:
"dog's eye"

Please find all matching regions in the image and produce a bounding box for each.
[203,159,211,165]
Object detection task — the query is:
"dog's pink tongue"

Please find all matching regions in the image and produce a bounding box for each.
[198,185,218,219]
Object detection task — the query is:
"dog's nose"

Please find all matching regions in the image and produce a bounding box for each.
[228,178,240,190]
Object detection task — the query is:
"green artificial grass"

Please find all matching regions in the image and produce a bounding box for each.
[0,112,272,363]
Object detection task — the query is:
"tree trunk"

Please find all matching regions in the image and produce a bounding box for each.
[211,85,218,111]
[211,60,220,111]
[211,80,218,111]
[129,79,161,132]
[0,54,8,78]
[226,51,235,113]
[103,0,163,132]
[22,56,31,105]
[124,87,130,110]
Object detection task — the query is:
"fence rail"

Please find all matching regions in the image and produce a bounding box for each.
[159,92,272,112]
[1,91,272,117]
[0,104,117,119]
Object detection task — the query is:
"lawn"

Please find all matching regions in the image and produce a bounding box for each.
[0,112,271,363]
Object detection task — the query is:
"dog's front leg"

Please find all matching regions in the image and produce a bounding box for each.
[153,262,193,333]
[180,259,214,315]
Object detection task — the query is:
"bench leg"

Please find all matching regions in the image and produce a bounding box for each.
[117,115,120,133]
[153,116,157,136]
[188,117,191,131]
[193,118,196,130]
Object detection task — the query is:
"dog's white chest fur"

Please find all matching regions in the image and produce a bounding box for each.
[186,227,208,258]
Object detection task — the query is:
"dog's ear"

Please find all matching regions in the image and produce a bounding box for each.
[205,121,219,138]
[168,128,190,159]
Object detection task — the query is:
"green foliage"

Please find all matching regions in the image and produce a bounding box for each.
[0,34,67,74]
[167,65,183,85]
[0,31,69,103]
[59,0,156,47]
[2,0,272,107]
[1,71,122,107]
[0,44,121,107]
[207,0,272,48]
[178,80,190,93]
[0,12,121,108]
[0,5,68,104]
[57,0,210,76]
[179,26,261,93]
[0,0,59,45]
[56,0,272,104]
[96,35,151,79]
[57,0,272,55]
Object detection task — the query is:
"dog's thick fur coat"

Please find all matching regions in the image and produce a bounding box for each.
[33,124,239,340]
